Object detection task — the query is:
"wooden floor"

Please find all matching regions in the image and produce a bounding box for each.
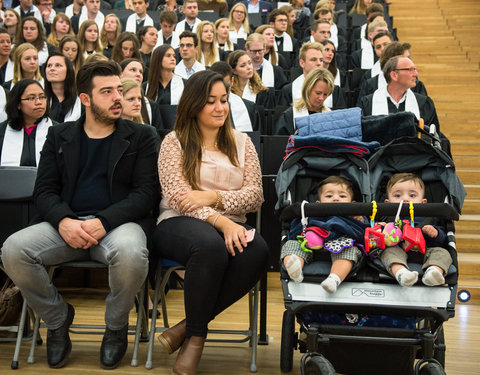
[0,272,478,374]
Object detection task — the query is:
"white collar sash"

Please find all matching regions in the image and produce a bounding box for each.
[372,86,420,119]
[63,96,82,122]
[170,74,184,105]
[1,117,52,166]
[361,42,374,69]
[229,93,252,132]
[126,13,154,32]
[371,60,381,77]
[291,74,304,102]
[261,59,275,88]
[242,84,257,103]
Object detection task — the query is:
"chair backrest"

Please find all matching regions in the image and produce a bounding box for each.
[0,167,37,245]
[198,11,220,22]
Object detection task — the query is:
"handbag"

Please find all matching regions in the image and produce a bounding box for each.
[0,277,23,326]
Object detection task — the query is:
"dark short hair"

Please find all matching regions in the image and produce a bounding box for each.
[0,27,10,37]
[269,8,288,23]
[373,30,393,45]
[137,25,156,44]
[76,60,122,96]
[6,79,50,130]
[179,30,198,47]
[209,61,232,79]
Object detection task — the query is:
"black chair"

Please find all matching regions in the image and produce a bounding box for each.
[198,11,220,22]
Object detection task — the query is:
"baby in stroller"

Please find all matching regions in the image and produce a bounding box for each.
[281,176,367,293]
[380,173,453,287]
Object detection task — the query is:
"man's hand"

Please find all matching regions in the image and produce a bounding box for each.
[81,218,107,241]
[58,217,99,249]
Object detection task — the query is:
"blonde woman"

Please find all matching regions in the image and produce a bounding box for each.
[100,13,122,58]
[47,13,74,47]
[255,24,288,69]
[78,19,102,59]
[215,18,234,52]
[120,78,144,124]
[228,3,249,44]
[59,35,84,73]
[3,43,43,91]
[196,21,222,67]
[227,49,275,109]
[3,9,20,44]
[274,67,334,135]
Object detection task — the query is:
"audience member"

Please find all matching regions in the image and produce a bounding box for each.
[111,31,141,63]
[274,67,334,135]
[245,33,287,91]
[120,77,144,124]
[35,0,55,34]
[15,16,55,66]
[0,78,52,166]
[125,0,154,33]
[350,19,388,69]
[255,24,288,69]
[0,28,13,85]
[71,0,105,34]
[240,0,272,14]
[14,0,42,22]
[174,30,205,79]
[195,20,222,67]
[4,42,43,91]
[1,60,159,370]
[228,49,275,109]
[77,19,102,59]
[100,13,121,58]
[44,52,82,122]
[228,3,248,45]
[156,9,179,47]
[321,39,345,87]
[59,34,84,73]
[359,56,440,130]
[153,69,268,375]
[3,9,20,44]
[65,0,84,18]
[145,44,185,105]
[269,8,298,55]
[215,17,234,52]
[138,26,157,68]
[175,0,200,33]
[46,12,73,47]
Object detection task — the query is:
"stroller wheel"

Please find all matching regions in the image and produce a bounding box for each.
[280,309,295,372]
[304,355,336,375]
[419,362,446,375]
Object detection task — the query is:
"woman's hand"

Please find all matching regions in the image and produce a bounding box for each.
[178,190,217,213]
[214,216,248,256]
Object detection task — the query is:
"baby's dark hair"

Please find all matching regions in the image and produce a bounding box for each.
[386,173,425,196]
[317,176,355,199]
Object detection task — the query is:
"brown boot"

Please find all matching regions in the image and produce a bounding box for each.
[172,336,205,375]
[158,319,186,354]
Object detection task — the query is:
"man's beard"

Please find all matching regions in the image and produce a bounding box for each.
[91,99,122,125]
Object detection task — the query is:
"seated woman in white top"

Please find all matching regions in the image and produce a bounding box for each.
[196,21,224,67]
[274,67,334,135]
[77,20,102,59]
[3,43,44,91]
[14,16,56,67]
[215,18,235,52]
[44,53,82,123]
[0,78,53,166]
[228,3,249,45]
[228,50,275,110]
[144,44,185,105]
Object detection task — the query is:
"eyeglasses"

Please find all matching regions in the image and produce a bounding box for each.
[395,67,417,73]
[233,10,245,15]
[179,43,194,48]
[21,95,47,102]
[248,49,264,55]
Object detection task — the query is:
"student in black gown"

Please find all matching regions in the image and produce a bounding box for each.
[44,53,82,123]
[0,78,53,166]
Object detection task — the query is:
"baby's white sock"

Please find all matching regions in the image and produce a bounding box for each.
[285,254,304,283]
[395,268,418,287]
[422,267,445,286]
[321,273,341,293]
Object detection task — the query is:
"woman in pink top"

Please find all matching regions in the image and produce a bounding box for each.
[153,70,268,375]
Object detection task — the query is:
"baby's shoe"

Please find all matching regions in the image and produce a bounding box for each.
[395,268,418,287]
[422,267,445,286]
[285,254,304,283]
[321,274,341,293]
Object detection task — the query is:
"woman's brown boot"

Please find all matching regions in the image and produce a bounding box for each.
[158,319,186,354]
[172,336,205,375]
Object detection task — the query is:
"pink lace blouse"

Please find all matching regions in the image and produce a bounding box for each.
[157,130,264,223]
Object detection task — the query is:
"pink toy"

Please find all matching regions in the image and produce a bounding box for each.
[303,227,329,249]
[383,222,403,246]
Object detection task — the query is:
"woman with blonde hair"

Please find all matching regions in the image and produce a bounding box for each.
[255,24,288,69]
[3,43,43,91]
[348,0,373,16]
[274,67,334,135]
[78,19,102,59]
[227,49,275,109]
[228,3,249,45]
[59,35,84,73]
[4,8,21,44]
[215,18,234,52]
[196,21,222,67]
[120,78,145,124]
[47,13,74,47]
[100,14,122,58]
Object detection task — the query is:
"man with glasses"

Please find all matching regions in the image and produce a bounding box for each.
[240,0,272,14]
[245,33,287,91]
[175,0,200,33]
[174,30,205,79]
[269,8,298,55]
[359,56,440,132]
[34,0,55,35]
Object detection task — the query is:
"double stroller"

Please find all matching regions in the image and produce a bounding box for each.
[275,113,465,375]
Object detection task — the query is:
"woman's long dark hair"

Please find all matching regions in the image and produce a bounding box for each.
[111,32,141,64]
[174,70,238,190]
[146,44,174,101]
[6,79,50,130]
[14,16,46,53]
[321,40,338,79]
[44,53,77,119]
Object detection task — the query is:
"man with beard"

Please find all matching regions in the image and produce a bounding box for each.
[1,60,159,369]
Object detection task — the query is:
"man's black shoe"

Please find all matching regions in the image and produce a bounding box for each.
[47,303,75,368]
[100,324,128,369]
